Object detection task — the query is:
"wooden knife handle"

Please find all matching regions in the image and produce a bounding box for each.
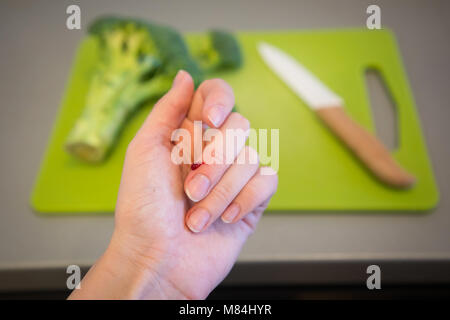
[316,106,415,188]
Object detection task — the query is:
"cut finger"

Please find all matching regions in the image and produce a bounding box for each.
[184,112,250,202]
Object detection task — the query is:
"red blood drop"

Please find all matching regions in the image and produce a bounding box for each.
[191,162,204,170]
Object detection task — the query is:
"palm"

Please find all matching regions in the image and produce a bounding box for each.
[115,142,258,299]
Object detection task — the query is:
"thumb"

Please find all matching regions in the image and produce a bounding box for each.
[136,70,194,141]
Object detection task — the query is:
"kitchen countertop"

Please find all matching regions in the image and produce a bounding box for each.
[1,0,449,291]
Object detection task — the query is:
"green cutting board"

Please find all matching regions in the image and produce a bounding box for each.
[31,28,439,214]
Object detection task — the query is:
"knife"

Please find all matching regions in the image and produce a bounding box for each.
[258,42,415,188]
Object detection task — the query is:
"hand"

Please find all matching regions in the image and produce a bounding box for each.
[69,71,278,300]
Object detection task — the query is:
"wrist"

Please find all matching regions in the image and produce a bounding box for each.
[68,237,154,299]
[101,238,157,299]
[69,231,187,299]
[107,231,190,299]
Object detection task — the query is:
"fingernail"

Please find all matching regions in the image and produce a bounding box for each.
[185,174,210,202]
[221,203,240,223]
[172,70,186,88]
[207,105,224,127]
[187,208,210,233]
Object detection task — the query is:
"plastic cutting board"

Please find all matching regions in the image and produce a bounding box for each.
[30,28,439,214]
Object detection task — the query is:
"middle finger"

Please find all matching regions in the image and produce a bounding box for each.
[184,112,250,202]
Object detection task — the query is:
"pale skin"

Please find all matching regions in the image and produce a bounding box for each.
[68,71,278,300]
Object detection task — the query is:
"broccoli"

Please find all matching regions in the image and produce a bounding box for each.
[65,17,203,162]
[192,30,243,72]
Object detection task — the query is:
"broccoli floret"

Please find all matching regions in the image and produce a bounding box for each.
[65,17,203,163]
[193,30,243,72]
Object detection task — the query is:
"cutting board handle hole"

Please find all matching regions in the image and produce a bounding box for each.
[365,68,398,151]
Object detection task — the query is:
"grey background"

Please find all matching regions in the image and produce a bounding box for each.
[0,0,449,290]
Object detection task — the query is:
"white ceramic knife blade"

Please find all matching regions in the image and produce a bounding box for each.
[258,42,343,109]
[257,41,415,188]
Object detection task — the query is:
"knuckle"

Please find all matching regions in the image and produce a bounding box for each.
[244,184,260,201]
[211,183,234,204]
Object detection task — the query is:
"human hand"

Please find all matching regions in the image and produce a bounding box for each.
[69,71,278,300]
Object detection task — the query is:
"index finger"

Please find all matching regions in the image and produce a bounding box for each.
[187,78,235,128]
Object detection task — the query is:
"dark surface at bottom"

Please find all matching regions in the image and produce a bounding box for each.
[1,260,450,292]
[1,285,450,300]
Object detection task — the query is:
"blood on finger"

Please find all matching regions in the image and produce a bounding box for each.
[191,162,204,170]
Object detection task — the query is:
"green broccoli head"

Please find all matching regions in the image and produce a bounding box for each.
[88,17,203,85]
[66,17,203,162]
[193,29,243,72]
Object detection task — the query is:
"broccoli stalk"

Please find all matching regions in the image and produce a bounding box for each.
[65,17,203,162]
[192,30,243,72]
[66,17,243,163]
